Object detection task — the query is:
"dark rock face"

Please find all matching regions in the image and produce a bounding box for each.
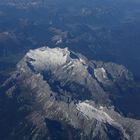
[0,47,140,140]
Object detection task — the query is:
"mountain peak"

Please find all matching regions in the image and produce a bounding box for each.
[1,46,140,140]
[24,47,87,74]
[26,47,70,71]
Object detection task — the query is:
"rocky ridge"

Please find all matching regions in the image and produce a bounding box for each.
[0,47,140,140]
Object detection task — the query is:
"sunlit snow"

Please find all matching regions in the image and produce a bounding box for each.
[94,67,108,82]
[76,101,114,124]
[26,47,70,70]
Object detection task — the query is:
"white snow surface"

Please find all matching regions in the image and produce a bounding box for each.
[94,67,108,82]
[76,101,114,124]
[26,47,70,70]
[25,47,88,75]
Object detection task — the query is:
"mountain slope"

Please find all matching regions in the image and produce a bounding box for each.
[0,47,140,140]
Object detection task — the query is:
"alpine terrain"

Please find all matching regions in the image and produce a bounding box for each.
[0,46,140,140]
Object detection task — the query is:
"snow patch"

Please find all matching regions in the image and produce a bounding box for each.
[25,47,89,76]
[76,102,114,124]
[26,47,70,71]
[56,38,62,45]
[76,102,130,139]
[94,67,108,82]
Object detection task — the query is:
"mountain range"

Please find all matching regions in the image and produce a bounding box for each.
[0,47,140,140]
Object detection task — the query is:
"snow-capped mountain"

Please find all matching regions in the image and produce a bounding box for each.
[0,47,140,140]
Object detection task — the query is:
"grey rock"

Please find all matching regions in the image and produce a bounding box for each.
[0,47,140,140]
